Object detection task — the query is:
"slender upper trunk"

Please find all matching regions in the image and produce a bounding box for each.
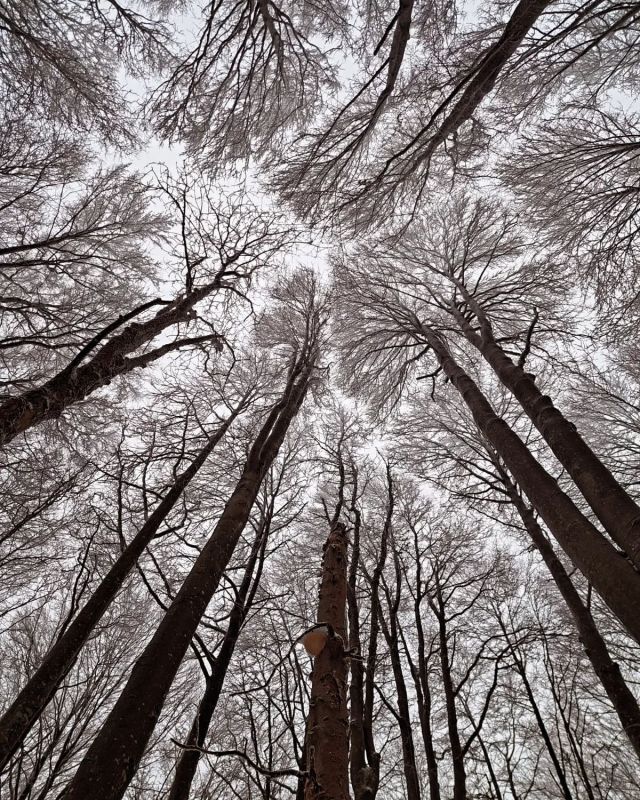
[507,643,574,800]
[455,301,640,568]
[0,281,222,445]
[347,495,380,800]
[434,590,467,800]
[420,325,640,644]
[378,547,421,800]
[502,475,640,761]
[60,351,316,800]
[168,516,270,800]
[0,409,238,770]
[303,522,350,800]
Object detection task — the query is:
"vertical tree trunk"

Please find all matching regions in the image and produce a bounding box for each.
[419,325,640,644]
[60,350,316,800]
[347,490,380,800]
[0,408,239,770]
[433,588,467,800]
[454,300,640,568]
[304,522,350,800]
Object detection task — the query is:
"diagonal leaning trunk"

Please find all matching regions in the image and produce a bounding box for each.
[0,280,223,446]
[419,324,640,644]
[303,521,350,800]
[60,345,317,800]
[498,467,640,761]
[0,406,240,770]
[453,297,640,569]
[167,505,271,800]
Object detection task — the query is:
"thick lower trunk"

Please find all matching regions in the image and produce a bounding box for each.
[0,282,220,445]
[60,359,313,800]
[421,326,640,644]
[0,416,233,770]
[509,489,640,761]
[304,522,350,800]
[463,318,640,568]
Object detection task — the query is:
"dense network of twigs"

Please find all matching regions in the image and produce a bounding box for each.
[2,1,640,799]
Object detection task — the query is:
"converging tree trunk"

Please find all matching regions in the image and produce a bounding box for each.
[418,325,640,644]
[0,406,240,769]
[303,521,350,800]
[0,281,223,446]
[453,294,640,568]
[60,338,319,800]
[498,466,640,761]
[168,512,270,800]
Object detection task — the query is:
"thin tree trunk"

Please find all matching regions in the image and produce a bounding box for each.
[454,297,640,568]
[0,408,239,770]
[0,281,223,445]
[433,590,467,800]
[347,483,380,800]
[303,522,350,800]
[60,349,316,800]
[419,325,640,643]
[506,642,574,800]
[168,513,270,800]
[501,471,640,761]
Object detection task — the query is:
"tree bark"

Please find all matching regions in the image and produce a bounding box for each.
[503,475,640,762]
[0,409,237,770]
[419,325,640,643]
[168,516,269,800]
[0,281,222,445]
[60,349,316,800]
[304,522,350,800]
[455,300,640,568]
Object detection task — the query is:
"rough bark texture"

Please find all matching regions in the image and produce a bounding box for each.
[421,325,640,643]
[456,306,640,569]
[0,412,235,769]
[60,352,315,800]
[0,281,222,445]
[304,522,350,800]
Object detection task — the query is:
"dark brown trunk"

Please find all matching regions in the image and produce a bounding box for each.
[0,282,222,445]
[347,497,380,800]
[457,305,640,568]
[503,477,640,762]
[0,410,236,770]
[60,353,315,800]
[168,516,269,800]
[420,325,640,643]
[304,522,350,800]
[434,591,467,800]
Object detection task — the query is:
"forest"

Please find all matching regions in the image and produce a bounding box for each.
[2,1,640,798]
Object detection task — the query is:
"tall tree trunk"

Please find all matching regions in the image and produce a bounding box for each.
[454,298,640,568]
[0,281,223,445]
[378,546,421,800]
[433,589,467,800]
[499,468,640,761]
[419,325,640,643]
[504,638,574,800]
[0,408,239,770]
[303,522,350,800]
[60,348,317,800]
[347,486,380,800]
[168,512,270,800]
